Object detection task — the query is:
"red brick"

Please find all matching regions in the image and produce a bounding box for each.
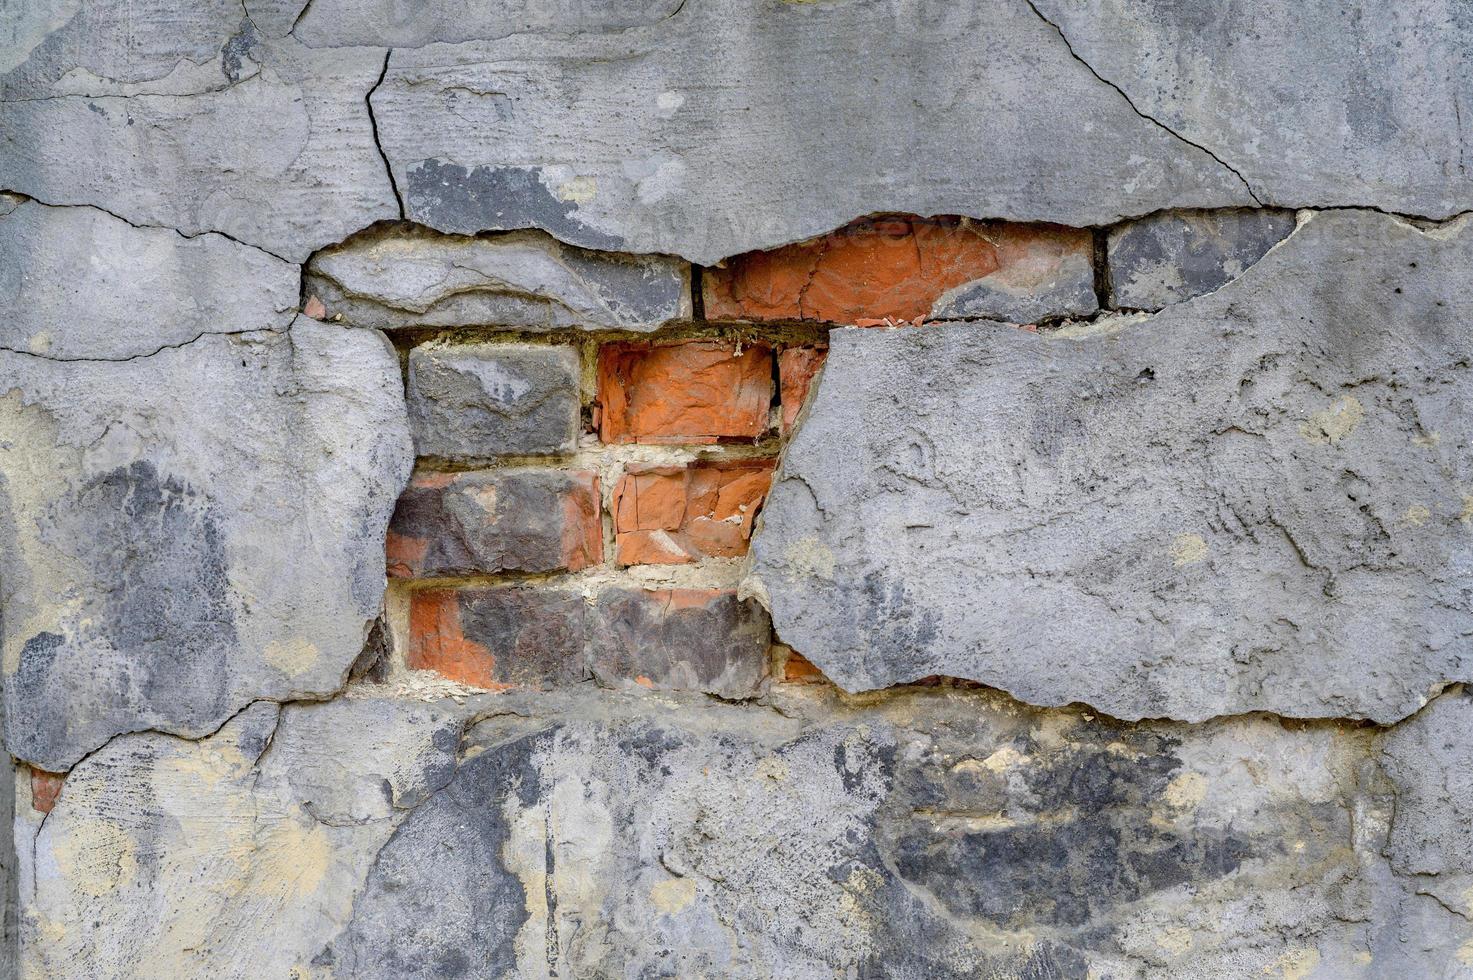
[30,768,64,813]
[704,215,1090,324]
[407,588,587,690]
[596,340,773,444]
[778,346,827,434]
[387,469,602,578]
[612,460,775,565]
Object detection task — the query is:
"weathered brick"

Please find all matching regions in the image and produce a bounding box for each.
[408,343,581,459]
[588,587,770,697]
[407,588,588,690]
[30,768,64,814]
[928,224,1097,323]
[778,346,827,434]
[387,469,602,578]
[304,226,690,332]
[781,651,828,684]
[612,460,775,565]
[704,216,1095,324]
[1107,208,1297,310]
[596,340,773,444]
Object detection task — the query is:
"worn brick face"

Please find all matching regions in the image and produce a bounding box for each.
[387,469,602,578]
[407,588,588,690]
[588,588,769,698]
[30,768,64,814]
[781,651,828,684]
[613,460,775,565]
[778,346,827,434]
[704,215,1094,324]
[596,340,773,444]
[407,343,581,459]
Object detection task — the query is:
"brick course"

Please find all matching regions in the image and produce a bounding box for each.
[778,346,827,434]
[406,586,768,698]
[407,343,581,459]
[704,215,1094,325]
[30,768,64,814]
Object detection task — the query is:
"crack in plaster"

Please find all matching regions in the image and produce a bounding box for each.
[1021,0,1265,207]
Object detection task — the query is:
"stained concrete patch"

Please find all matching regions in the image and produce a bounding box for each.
[15,682,1463,977]
[402,161,625,249]
[753,209,1473,724]
[316,687,1381,977]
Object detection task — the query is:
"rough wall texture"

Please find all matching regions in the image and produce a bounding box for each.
[2,1,1472,977]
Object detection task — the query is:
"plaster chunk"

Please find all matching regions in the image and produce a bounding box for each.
[19,697,464,978]
[0,34,398,261]
[752,209,1473,724]
[1029,0,1473,219]
[0,199,299,361]
[0,318,412,771]
[372,0,1253,263]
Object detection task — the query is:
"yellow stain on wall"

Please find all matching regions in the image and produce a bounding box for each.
[1264,947,1320,980]
[1170,533,1208,566]
[556,176,597,204]
[1299,396,1363,445]
[650,877,697,915]
[265,638,322,677]
[785,536,836,579]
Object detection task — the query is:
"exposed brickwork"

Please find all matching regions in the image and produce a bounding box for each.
[703,215,1093,324]
[596,340,773,444]
[612,460,775,565]
[387,469,602,578]
[30,768,64,814]
[588,588,770,698]
[407,588,588,689]
[778,346,827,434]
[382,215,1098,705]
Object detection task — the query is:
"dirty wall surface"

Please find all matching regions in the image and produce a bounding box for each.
[2,1,1473,977]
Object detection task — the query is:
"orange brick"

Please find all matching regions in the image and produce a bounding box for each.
[596,340,773,444]
[613,459,775,565]
[704,215,1090,324]
[782,652,828,684]
[778,346,827,434]
[30,768,64,813]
